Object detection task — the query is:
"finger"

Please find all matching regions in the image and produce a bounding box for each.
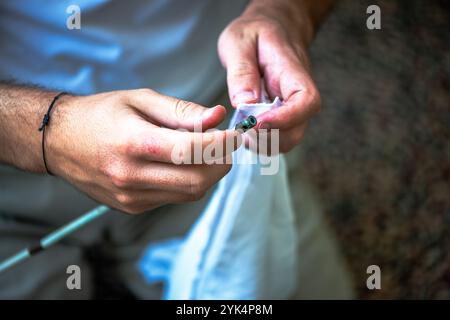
[113,189,204,214]
[115,161,232,194]
[257,49,321,130]
[130,126,242,164]
[241,123,307,154]
[256,82,320,130]
[220,31,261,107]
[126,88,227,131]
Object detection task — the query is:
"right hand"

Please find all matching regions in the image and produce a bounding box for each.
[46,89,240,214]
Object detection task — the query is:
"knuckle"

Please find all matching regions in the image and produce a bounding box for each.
[306,86,321,114]
[202,132,218,149]
[115,90,131,104]
[123,134,150,157]
[229,61,256,79]
[174,140,190,164]
[117,132,136,155]
[219,21,243,45]
[135,88,155,97]
[172,134,195,164]
[218,27,231,48]
[108,164,131,189]
[174,99,195,121]
[115,192,134,207]
[188,175,208,201]
[120,88,155,106]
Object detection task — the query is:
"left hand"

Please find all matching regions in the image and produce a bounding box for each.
[218,7,321,153]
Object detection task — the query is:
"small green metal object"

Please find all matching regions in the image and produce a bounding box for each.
[235,115,257,132]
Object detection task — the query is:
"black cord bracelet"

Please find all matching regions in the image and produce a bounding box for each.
[38,92,68,175]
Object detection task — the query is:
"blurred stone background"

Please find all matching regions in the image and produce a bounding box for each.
[298,0,449,299]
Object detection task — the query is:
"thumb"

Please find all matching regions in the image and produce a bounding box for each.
[170,101,227,131]
[128,89,227,131]
[219,33,261,107]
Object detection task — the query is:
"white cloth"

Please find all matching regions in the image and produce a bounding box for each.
[139,93,299,299]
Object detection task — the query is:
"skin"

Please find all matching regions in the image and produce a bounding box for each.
[0,0,333,214]
[219,0,334,152]
[0,86,239,214]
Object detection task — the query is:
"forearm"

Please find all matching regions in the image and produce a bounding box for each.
[0,83,60,173]
[244,0,334,46]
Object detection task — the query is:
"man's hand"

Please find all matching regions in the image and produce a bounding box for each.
[0,85,240,214]
[48,89,241,214]
[218,0,332,152]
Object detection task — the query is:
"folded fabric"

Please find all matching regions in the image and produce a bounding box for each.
[139,90,298,299]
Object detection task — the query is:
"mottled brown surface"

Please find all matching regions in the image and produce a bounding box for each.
[300,0,449,298]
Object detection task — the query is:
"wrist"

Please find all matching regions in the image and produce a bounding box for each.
[0,85,59,173]
[43,93,77,177]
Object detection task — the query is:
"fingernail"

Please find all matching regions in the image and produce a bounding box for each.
[234,91,256,105]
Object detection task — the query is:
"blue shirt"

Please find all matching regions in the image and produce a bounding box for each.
[0,0,247,103]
